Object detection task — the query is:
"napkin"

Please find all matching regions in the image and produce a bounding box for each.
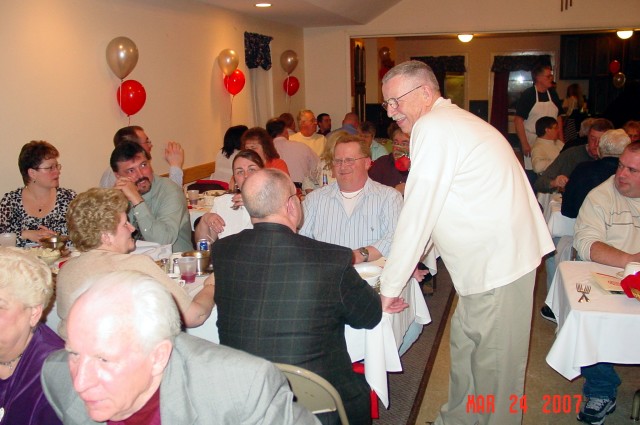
[620,272,640,300]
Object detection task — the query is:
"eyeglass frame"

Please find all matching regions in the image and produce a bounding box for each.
[332,157,367,167]
[382,85,424,111]
[35,163,62,172]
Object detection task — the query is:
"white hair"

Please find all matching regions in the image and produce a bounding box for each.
[599,129,631,158]
[0,247,53,307]
[381,60,440,93]
[70,270,181,353]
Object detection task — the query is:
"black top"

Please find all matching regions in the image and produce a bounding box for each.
[515,86,563,120]
[561,157,619,218]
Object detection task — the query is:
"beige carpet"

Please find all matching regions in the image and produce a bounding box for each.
[415,265,640,425]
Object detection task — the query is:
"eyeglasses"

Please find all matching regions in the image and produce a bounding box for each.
[332,157,367,167]
[382,85,423,110]
[36,163,62,172]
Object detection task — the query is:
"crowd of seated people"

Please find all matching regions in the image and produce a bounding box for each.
[2,99,639,425]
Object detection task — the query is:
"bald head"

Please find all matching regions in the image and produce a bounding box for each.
[343,112,360,128]
[242,169,295,218]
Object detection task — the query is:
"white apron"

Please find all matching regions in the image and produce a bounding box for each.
[524,89,558,170]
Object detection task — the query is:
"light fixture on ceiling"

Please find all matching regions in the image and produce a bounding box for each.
[617,30,633,40]
[458,34,474,43]
[255,3,272,7]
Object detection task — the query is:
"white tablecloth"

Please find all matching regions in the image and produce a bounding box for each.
[185,274,431,408]
[545,261,640,380]
[542,193,576,238]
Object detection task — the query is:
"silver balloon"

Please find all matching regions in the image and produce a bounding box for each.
[106,37,139,80]
[280,50,298,75]
[613,72,626,89]
[217,49,239,77]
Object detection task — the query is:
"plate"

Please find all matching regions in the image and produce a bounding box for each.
[354,263,382,287]
[205,190,227,197]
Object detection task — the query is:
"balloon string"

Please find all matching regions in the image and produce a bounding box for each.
[230,94,234,123]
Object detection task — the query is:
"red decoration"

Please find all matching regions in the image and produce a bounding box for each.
[283,76,300,96]
[116,80,146,116]
[394,155,411,172]
[609,60,621,74]
[223,69,245,95]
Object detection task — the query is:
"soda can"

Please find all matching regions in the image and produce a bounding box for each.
[197,239,210,251]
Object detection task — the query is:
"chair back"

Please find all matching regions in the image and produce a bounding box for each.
[275,363,349,425]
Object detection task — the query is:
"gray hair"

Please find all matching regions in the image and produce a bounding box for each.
[381,60,441,94]
[71,270,181,353]
[296,109,315,125]
[598,129,631,158]
[0,247,53,308]
[579,118,595,137]
[243,169,293,219]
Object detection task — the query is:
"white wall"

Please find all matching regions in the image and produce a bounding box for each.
[0,0,304,195]
[304,0,640,123]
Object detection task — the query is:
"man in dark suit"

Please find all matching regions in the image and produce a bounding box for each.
[212,168,382,425]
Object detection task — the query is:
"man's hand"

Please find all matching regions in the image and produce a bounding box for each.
[114,177,144,205]
[551,175,569,190]
[164,141,184,168]
[521,140,531,157]
[412,265,430,282]
[380,294,408,313]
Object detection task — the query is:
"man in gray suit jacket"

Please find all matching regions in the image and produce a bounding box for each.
[212,169,382,425]
[41,270,318,425]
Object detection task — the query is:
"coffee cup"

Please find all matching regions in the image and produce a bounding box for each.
[187,189,200,206]
[0,233,17,247]
[623,262,640,278]
[202,195,215,207]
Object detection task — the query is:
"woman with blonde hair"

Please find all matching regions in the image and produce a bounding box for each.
[56,188,214,339]
[0,247,63,425]
[302,130,348,192]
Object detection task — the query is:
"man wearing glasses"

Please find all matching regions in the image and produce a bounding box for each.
[299,135,402,265]
[290,109,327,156]
[379,61,554,425]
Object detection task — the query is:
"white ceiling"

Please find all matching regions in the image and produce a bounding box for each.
[195,0,403,27]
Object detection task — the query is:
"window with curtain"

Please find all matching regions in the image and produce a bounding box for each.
[411,56,467,107]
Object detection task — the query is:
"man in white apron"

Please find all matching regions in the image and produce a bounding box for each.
[515,64,564,171]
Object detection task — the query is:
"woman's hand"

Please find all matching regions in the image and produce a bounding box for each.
[231,192,244,209]
[22,225,56,243]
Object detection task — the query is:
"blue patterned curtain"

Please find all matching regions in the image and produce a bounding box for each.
[244,32,273,70]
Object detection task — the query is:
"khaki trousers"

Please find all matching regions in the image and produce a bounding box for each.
[434,270,535,425]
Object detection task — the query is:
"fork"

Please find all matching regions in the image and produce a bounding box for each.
[576,283,591,303]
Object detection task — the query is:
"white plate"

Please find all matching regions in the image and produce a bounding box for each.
[354,263,382,286]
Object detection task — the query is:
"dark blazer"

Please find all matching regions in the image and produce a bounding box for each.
[212,222,382,425]
[562,156,619,218]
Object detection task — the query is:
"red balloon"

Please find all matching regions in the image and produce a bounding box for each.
[609,60,621,74]
[116,80,146,116]
[223,69,245,95]
[283,76,300,96]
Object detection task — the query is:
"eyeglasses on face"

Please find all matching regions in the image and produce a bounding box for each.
[36,163,62,172]
[382,85,423,111]
[332,157,367,167]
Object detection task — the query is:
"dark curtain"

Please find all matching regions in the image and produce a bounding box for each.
[490,71,510,135]
[489,55,551,135]
[244,32,273,70]
[411,56,466,97]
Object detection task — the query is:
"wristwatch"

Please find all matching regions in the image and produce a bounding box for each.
[358,247,369,262]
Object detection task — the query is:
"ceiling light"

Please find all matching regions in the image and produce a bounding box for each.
[255,3,271,7]
[458,34,474,43]
[617,30,633,40]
